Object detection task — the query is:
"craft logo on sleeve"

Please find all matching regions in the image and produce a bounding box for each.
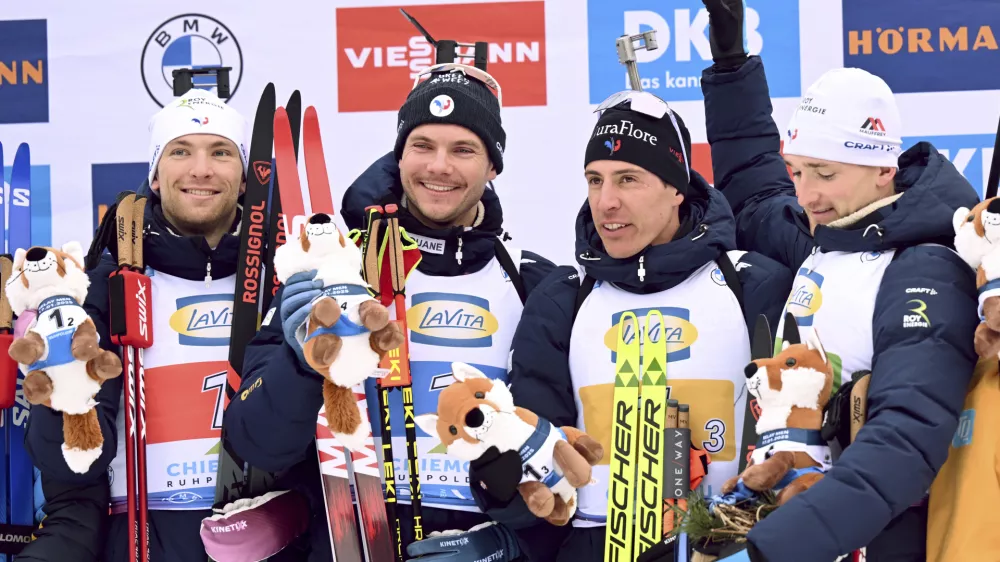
[0,19,49,124]
[587,0,801,103]
[141,14,243,108]
[842,0,1000,93]
[901,134,996,198]
[4,164,51,247]
[91,162,148,231]
[335,2,547,112]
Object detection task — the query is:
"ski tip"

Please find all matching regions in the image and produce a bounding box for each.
[304,105,318,119]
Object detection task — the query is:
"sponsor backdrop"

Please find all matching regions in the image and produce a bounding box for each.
[0,0,998,267]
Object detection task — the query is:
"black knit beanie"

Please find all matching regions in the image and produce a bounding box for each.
[584,105,692,195]
[394,69,506,174]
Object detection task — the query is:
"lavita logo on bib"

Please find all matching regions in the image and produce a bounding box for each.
[169,294,234,346]
[785,268,825,326]
[408,292,499,348]
[604,306,698,363]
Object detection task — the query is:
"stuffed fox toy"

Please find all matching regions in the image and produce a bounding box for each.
[953,198,1000,358]
[721,314,834,506]
[6,243,122,473]
[415,362,604,526]
[272,213,404,451]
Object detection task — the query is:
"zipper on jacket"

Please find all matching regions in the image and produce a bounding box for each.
[637,254,646,283]
[456,236,464,265]
[205,256,213,287]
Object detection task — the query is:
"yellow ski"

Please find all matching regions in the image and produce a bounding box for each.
[634,310,667,556]
[605,311,641,562]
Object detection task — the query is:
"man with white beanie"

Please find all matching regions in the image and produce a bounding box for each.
[24,88,258,561]
[687,0,981,561]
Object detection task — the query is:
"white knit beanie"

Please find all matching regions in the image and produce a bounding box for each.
[147,89,249,185]
[783,68,903,168]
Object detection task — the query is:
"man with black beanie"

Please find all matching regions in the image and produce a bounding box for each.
[463,91,794,562]
[226,64,555,561]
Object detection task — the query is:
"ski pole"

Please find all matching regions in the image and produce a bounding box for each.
[131,195,151,562]
[0,255,15,410]
[362,205,404,562]
[108,192,153,562]
[675,403,690,562]
[111,194,139,562]
[379,204,423,546]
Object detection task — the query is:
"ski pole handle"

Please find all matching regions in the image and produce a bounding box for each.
[383,204,407,296]
[362,205,383,293]
[116,193,136,271]
[850,371,871,443]
[132,195,147,271]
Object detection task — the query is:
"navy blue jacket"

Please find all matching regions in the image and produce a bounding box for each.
[468,171,794,561]
[702,56,981,561]
[222,152,556,557]
[23,194,244,561]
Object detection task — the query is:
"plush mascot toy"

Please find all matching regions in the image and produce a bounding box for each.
[415,362,604,526]
[953,198,1000,358]
[681,314,834,562]
[720,316,834,506]
[6,243,122,474]
[272,213,404,451]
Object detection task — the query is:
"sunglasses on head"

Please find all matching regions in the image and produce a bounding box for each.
[413,63,503,109]
[595,90,690,183]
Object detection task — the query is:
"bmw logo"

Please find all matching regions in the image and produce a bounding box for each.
[141,14,243,108]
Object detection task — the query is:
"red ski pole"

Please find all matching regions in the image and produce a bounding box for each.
[108,193,153,562]
[0,255,16,410]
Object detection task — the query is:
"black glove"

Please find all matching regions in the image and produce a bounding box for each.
[468,446,524,508]
[405,521,522,561]
[702,0,748,70]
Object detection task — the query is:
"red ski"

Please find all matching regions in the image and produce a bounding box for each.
[273,100,395,562]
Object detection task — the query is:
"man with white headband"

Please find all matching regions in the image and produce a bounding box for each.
[24,87,252,561]
[696,0,980,560]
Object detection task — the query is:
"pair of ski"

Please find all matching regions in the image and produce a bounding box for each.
[216,82,420,561]
[108,192,153,562]
[271,91,424,561]
[605,310,674,562]
[212,83,301,525]
[0,141,33,561]
[606,313,773,561]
